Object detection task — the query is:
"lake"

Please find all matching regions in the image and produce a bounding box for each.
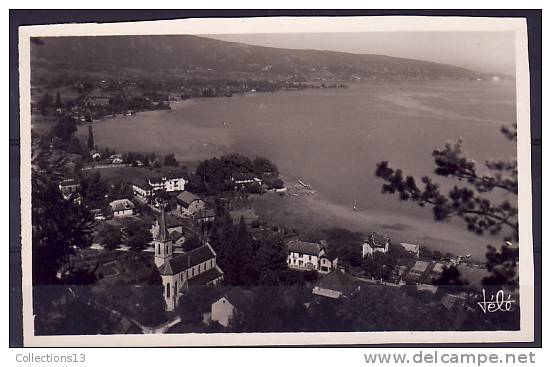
[77,80,517,259]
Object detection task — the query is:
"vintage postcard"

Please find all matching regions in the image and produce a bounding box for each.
[18,15,535,346]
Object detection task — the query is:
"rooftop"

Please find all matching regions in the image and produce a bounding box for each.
[169,231,184,242]
[313,268,360,298]
[187,266,224,287]
[109,199,135,212]
[176,191,201,206]
[232,172,256,181]
[155,213,182,229]
[149,176,165,185]
[219,287,253,310]
[196,208,216,219]
[287,239,325,257]
[59,178,80,187]
[158,244,216,276]
[364,232,390,248]
[132,178,152,189]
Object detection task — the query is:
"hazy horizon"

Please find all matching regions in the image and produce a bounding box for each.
[206,32,516,76]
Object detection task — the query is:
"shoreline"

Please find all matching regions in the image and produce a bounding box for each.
[253,189,490,261]
[72,81,512,261]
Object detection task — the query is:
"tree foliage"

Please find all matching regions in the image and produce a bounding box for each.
[80,171,109,208]
[99,224,122,250]
[375,124,518,242]
[218,217,259,285]
[375,124,519,288]
[87,125,94,151]
[124,221,153,250]
[163,152,179,167]
[325,228,363,268]
[32,179,93,286]
[195,154,279,193]
[433,265,470,295]
[132,268,167,326]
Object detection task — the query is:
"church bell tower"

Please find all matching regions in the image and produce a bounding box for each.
[154,204,173,268]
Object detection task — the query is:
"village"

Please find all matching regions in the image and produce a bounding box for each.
[27,64,500,335]
[31,76,340,125]
[50,134,489,333]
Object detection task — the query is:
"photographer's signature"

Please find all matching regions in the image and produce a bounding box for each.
[477,289,516,314]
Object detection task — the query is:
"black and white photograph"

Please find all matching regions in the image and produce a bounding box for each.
[16,14,536,346]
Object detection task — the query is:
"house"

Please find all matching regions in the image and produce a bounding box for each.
[154,206,224,311]
[362,232,390,257]
[440,293,468,328]
[91,208,107,221]
[196,208,216,224]
[312,268,361,299]
[58,178,81,202]
[404,260,431,283]
[149,175,187,192]
[400,242,420,257]
[151,213,183,236]
[211,288,253,327]
[84,93,111,107]
[432,262,446,275]
[90,150,101,160]
[132,179,154,202]
[286,239,338,274]
[231,172,262,190]
[108,199,135,217]
[151,213,184,246]
[168,231,186,247]
[176,191,205,217]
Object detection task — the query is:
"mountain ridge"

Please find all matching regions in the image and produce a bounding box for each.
[31,34,489,82]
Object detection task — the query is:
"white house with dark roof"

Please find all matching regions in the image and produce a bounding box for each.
[176,191,205,217]
[149,175,187,192]
[132,179,154,202]
[231,172,262,190]
[286,239,338,274]
[108,199,135,217]
[362,232,390,257]
[154,206,223,311]
[211,288,253,327]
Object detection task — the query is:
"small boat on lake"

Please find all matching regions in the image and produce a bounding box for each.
[297,180,312,189]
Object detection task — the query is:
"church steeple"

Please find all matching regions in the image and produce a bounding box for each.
[154,204,173,268]
[156,203,170,242]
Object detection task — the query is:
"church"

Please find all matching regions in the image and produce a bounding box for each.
[153,205,224,311]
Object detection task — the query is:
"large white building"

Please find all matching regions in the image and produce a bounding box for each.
[153,206,223,311]
[286,239,338,274]
[149,175,187,192]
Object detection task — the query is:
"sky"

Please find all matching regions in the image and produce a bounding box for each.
[207,32,516,76]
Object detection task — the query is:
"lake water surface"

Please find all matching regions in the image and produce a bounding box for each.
[78,80,517,259]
